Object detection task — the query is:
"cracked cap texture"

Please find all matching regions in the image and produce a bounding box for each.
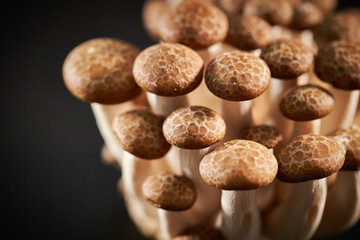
[158,0,228,49]
[240,125,283,149]
[315,40,360,90]
[62,38,141,104]
[280,84,334,121]
[277,135,345,183]
[163,106,226,149]
[200,139,278,190]
[329,125,360,171]
[260,39,313,79]
[142,172,196,211]
[173,223,225,240]
[133,43,204,96]
[112,109,170,159]
[205,51,270,101]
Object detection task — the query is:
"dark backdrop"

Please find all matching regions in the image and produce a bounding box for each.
[2,0,359,239]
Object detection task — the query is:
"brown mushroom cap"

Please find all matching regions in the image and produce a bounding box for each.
[313,12,360,47]
[62,38,142,104]
[315,40,360,90]
[133,43,204,96]
[290,1,324,30]
[304,0,337,14]
[142,172,197,211]
[205,51,270,101]
[163,106,226,149]
[112,109,171,159]
[260,39,313,79]
[226,15,272,51]
[242,0,294,26]
[277,135,345,183]
[200,140,278,190]
[142,0,168,41]
[280,84,334,121]
[329,125,360,171]
[159,0,229,49]
[240,125,283,149]
[173,223,225,240]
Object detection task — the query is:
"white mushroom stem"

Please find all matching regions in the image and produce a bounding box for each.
[158,209,191,240]
[171,146,222,223]
[221,190,261,240]
[146,92,189,117]
[257,149,275,212]
[320,89,359,135]
[264,178,327,240]
[315,171,360,237]
[222,100,253,141]
[290,119,321,140]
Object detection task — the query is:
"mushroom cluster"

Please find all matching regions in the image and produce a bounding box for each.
[62,0,360,239]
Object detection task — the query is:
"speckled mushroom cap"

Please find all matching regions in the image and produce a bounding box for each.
[260,39,313,79]
[314,40,360,90]
[158,0,228,49]
[133,43,204,96]
[112,109,171,159]
[173,223,225,240]
[240,125,283,149]
[226,15,272,51]
[205,51,270,101]
[62,38,142,104]
[199,140,278,190]
[242,0,294,26]
[280,84,334,121]
[304,0,337,14]
[277,134,345,183]
[329,125,360,171]
[290,1,324,30]
[313,12,360,47]
[163,106,226,149]
[142,172,196,211]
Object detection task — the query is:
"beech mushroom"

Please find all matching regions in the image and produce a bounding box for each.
[290,1,324,30]
[112,109,171,238]
[280,84,335,138]
[314,40,360,135]
[163,106,226,222]
[263,134,345,240]
[62,38,145,165]
[173,222,225,240]
[133,43,204,117]
[240,125,283,212]
[316,125,360,237]
[142,171,197,239]
[200,139,278,240]
[304,0,337,15]
[260,39,314,142]
[205,51,271,140]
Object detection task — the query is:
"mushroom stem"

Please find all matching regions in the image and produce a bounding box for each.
[291,119,321,139]
[264,178,327,240]
[320,89,360,135]
[146,92,189,117]
[221,190,261,240]
[222,100,252,140]
[158,209,191,240]
[315,171,360,237]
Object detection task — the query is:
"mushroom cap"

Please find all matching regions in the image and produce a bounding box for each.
[142,0,168,41]
[163,106,226,149]
[304,0,337,14]
[242,0,294,26]
[329,125,360,171]
[158,0,229,49]
[62,38,142,104]
[290,1,324,30]
[173,223,225,240]
[315,40,360,90]
[133,43,204,96]
[260,39,313,79]
[112,109,171,159]
[205,51,270,101]
[277,134,345,183]
[199,139,278,190]
[142,172,196,211]
[240,125,283,149]
[280,84,334,121]
[313,12,360,47]
[226,14,272,51]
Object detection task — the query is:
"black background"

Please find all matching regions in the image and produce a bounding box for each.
[2,0,360,239]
